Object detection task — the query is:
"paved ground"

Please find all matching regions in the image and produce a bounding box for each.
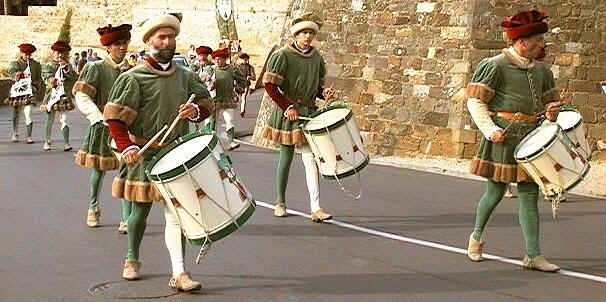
[2,92,606,302]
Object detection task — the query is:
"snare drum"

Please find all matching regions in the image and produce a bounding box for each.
[553,110,591,160]
[146,133,255,245]
[515,123,590,197]
[302,105,369,180]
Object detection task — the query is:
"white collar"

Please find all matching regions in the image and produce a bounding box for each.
[158,61,171,70]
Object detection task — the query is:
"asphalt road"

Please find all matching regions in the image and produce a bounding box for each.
[1,91,606,302]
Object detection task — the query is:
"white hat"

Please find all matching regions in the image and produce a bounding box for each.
[140,14,181,43]
[290,12,322,36]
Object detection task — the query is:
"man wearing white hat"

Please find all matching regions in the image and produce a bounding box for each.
[105,13,212,291]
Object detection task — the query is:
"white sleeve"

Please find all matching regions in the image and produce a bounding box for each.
[467,98,502,140]
[75,91,104,125]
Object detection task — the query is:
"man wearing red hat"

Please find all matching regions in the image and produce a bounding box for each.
[41,40,78,151]
[5,43,42,143]
[104,14,212,291]
[195,46,215,88]
[466,10,561,272]
[262,12,335,222]
[203,47,247,150]
[73,24,132,231]
[236,53,256,117]
[190,46,212,74]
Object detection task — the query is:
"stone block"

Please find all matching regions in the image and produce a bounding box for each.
[452,128,477,144]
[413,85,431,97]
[421,112,449,127]
[570,80,598,93]
[416,2,437,13]
[589,94,606,108]
[579,107,598,123]
[555,53,573,66]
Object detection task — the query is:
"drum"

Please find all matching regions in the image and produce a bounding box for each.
[146,133,255,245]
[514,123,590,197]
[553,110,591,160]
[302,105,369,180]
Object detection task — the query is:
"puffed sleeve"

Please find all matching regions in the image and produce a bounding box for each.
[103,73,140,127]
[466,58,501,103]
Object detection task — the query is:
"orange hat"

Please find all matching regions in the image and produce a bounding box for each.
[212,47,229,58]
[501,10,549,40]
[18,43,36,54]
[97,24,132,46]
[51,41,71,52]
[196,46,213,55]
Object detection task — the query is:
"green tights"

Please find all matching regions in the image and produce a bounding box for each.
[126,202,152,260]
[472,180,541,257]
[88,169,104,211]
[276,144,295,203]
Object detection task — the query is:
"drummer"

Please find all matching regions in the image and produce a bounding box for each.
[262,12,335,222]
[73,23,131,230]
[104,14,212,291]
[465,10,561,272]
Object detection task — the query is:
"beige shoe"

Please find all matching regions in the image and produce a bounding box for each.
[168,272,202,292]
[311,208,332,223]
[25,137,34,144]
[11,133,19,142]
[43,141,51,151]
[274,203,287,217]
[122,259,141,280]
[467,233,484,262]
[522,255,560,272]
[86,209,100,228]
[63,143,72,151]
[118,221,128,234]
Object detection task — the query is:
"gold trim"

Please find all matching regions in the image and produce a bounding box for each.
[262,72,284,85]
[72,81,97,98]
[466,83,495,103]
[112,177,163,203]
[74,150,119,171]
[262,126,307,146]
[103,102,138,126]
[470,158,533,183]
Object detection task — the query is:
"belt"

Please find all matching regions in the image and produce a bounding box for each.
[493,111,538,123]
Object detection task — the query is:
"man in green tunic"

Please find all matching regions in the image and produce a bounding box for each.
[466,10,561,272]
[41,41,77,151]
[203,47,247,150]
[236,53,256,117]
[73,24,132,231]
[105,14,212,291]
[262,13,335,222]
[5,43,43,144]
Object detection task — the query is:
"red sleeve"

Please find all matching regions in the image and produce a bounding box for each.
[264,83,292,111]
[107,120,134,152]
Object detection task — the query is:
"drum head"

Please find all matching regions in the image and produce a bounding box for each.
[304,107,351,132]
[149,134,214,176]
[556,110,581,131]
[515,124,559,159]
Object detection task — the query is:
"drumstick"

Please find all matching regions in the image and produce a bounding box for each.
[298,116,314,121]
[137,124,168,155]
[159,94,196,145]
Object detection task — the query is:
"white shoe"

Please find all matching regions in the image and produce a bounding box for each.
[467,233,484,262]
[43,141,51,151]
[11,133,19,142]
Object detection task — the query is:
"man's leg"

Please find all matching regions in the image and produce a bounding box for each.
[301,146,330,222]
[223,108,239,150]
[123,202,152,280]
[240,87,249,117]
[86,169,104,227]
[44,112,55,151]
[11,106,20,142]
[59,112,71,151]
[163,205,201,291]
[23,105,34,143]
[468,179,507,261]
[119,199,132,234]
[274,144,294,217]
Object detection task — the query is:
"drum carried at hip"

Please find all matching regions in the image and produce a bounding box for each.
[145,132,255,262]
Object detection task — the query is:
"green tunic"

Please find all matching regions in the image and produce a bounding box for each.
[104,60,211,203]
[262,44,326,146]
[40,62,77,112]
[74,57,122,171]
[468,49,559,183]
[4,58,42,107]
[214,65,247,109]
[236,63,256,82]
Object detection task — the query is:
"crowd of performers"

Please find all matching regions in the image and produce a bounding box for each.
[3,9,569,292]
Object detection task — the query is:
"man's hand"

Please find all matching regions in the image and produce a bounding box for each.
[123,149,141,166]
[15,71,24,80]
[178,103,197,120]
[286,107,299,121]
[322,87,335,100]
[490,129,506,143]
[545,101,562,122]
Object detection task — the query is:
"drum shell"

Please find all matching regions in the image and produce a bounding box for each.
[303,108,369,179]
[147,134,254,244]
[515,125,590,195]
[555,111,591,160]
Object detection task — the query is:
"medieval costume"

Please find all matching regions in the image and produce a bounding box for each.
[236,53,256,117]
[5,43,42,143]
[466,10,561,272]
